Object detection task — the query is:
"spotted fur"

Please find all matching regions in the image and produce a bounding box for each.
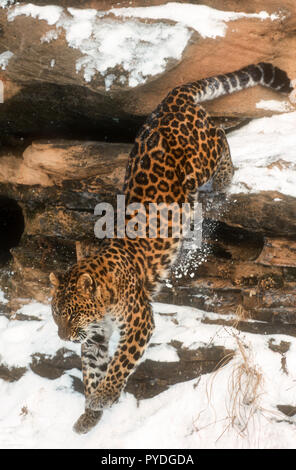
[50,63,292,433]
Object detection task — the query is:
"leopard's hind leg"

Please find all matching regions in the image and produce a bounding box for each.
[211,132,234,192]
[198,128,234,193]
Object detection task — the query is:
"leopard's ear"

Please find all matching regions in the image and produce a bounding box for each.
[49,272,60,288]
[77,272,94,294]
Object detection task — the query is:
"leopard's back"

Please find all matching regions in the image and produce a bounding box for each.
[124,62,292,207]
[122,62,293,288]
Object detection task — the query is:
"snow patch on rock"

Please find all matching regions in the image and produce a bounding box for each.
[228,111,296,197]
[109,3,280,39]
[256,99,294,113]
[0,50,14,70]
[6,3,192,88]
[3,2,282,89]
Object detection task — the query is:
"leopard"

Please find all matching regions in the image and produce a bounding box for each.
[50,63,293,434]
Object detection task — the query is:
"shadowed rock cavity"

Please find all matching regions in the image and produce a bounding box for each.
[0,196,24,267]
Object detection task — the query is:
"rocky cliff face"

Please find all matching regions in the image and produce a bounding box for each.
[0,0,296,399]
[0,0,296,142]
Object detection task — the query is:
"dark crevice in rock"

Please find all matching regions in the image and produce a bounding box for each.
[202,317,296,337]
[0,196,24,267]
[0,83,146,145]
[203,219,265,261]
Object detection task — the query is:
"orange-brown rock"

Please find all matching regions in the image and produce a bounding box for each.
[22,140,131,188]
[201,191,296,237]
[124,14,296,119]
[255,238,296,268]
[7,235,76,305]
[0,0,295,142]
[0,155,52,186]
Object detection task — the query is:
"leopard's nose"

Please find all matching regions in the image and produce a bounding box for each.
[57,320,71,341]
[58,327,70,341]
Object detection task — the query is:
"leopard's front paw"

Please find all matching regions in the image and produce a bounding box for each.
[86,383,121,411]
[73,408,103,434]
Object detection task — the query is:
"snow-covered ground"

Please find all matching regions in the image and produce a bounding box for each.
[0,293,296,449]
[228,110,296,197]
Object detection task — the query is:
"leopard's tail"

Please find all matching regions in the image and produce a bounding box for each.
[191,63,293,104]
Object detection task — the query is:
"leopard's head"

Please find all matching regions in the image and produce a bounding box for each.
[50,264,116,343]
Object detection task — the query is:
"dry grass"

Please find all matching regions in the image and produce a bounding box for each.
[225,334,264,437]
[19,405,29,417]
[192,305,294,445]
[223,305,264,437]
[201,305,265,442]
[234,304,250,323]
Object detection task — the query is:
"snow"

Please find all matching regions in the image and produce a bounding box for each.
[0,302,79,368]
[256,99,294,113]
[72,19,191,86]
[0,50,14,70]
[1,294,296,449]
[109,3,279,39]
[5,2,280,40]
[41,29,59,43]
[0,0,14,8]
[7,4,63,25]
[290,80,296,105]
[3,2,282,89]
[0,289,8,304]
[228,111,296,197]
